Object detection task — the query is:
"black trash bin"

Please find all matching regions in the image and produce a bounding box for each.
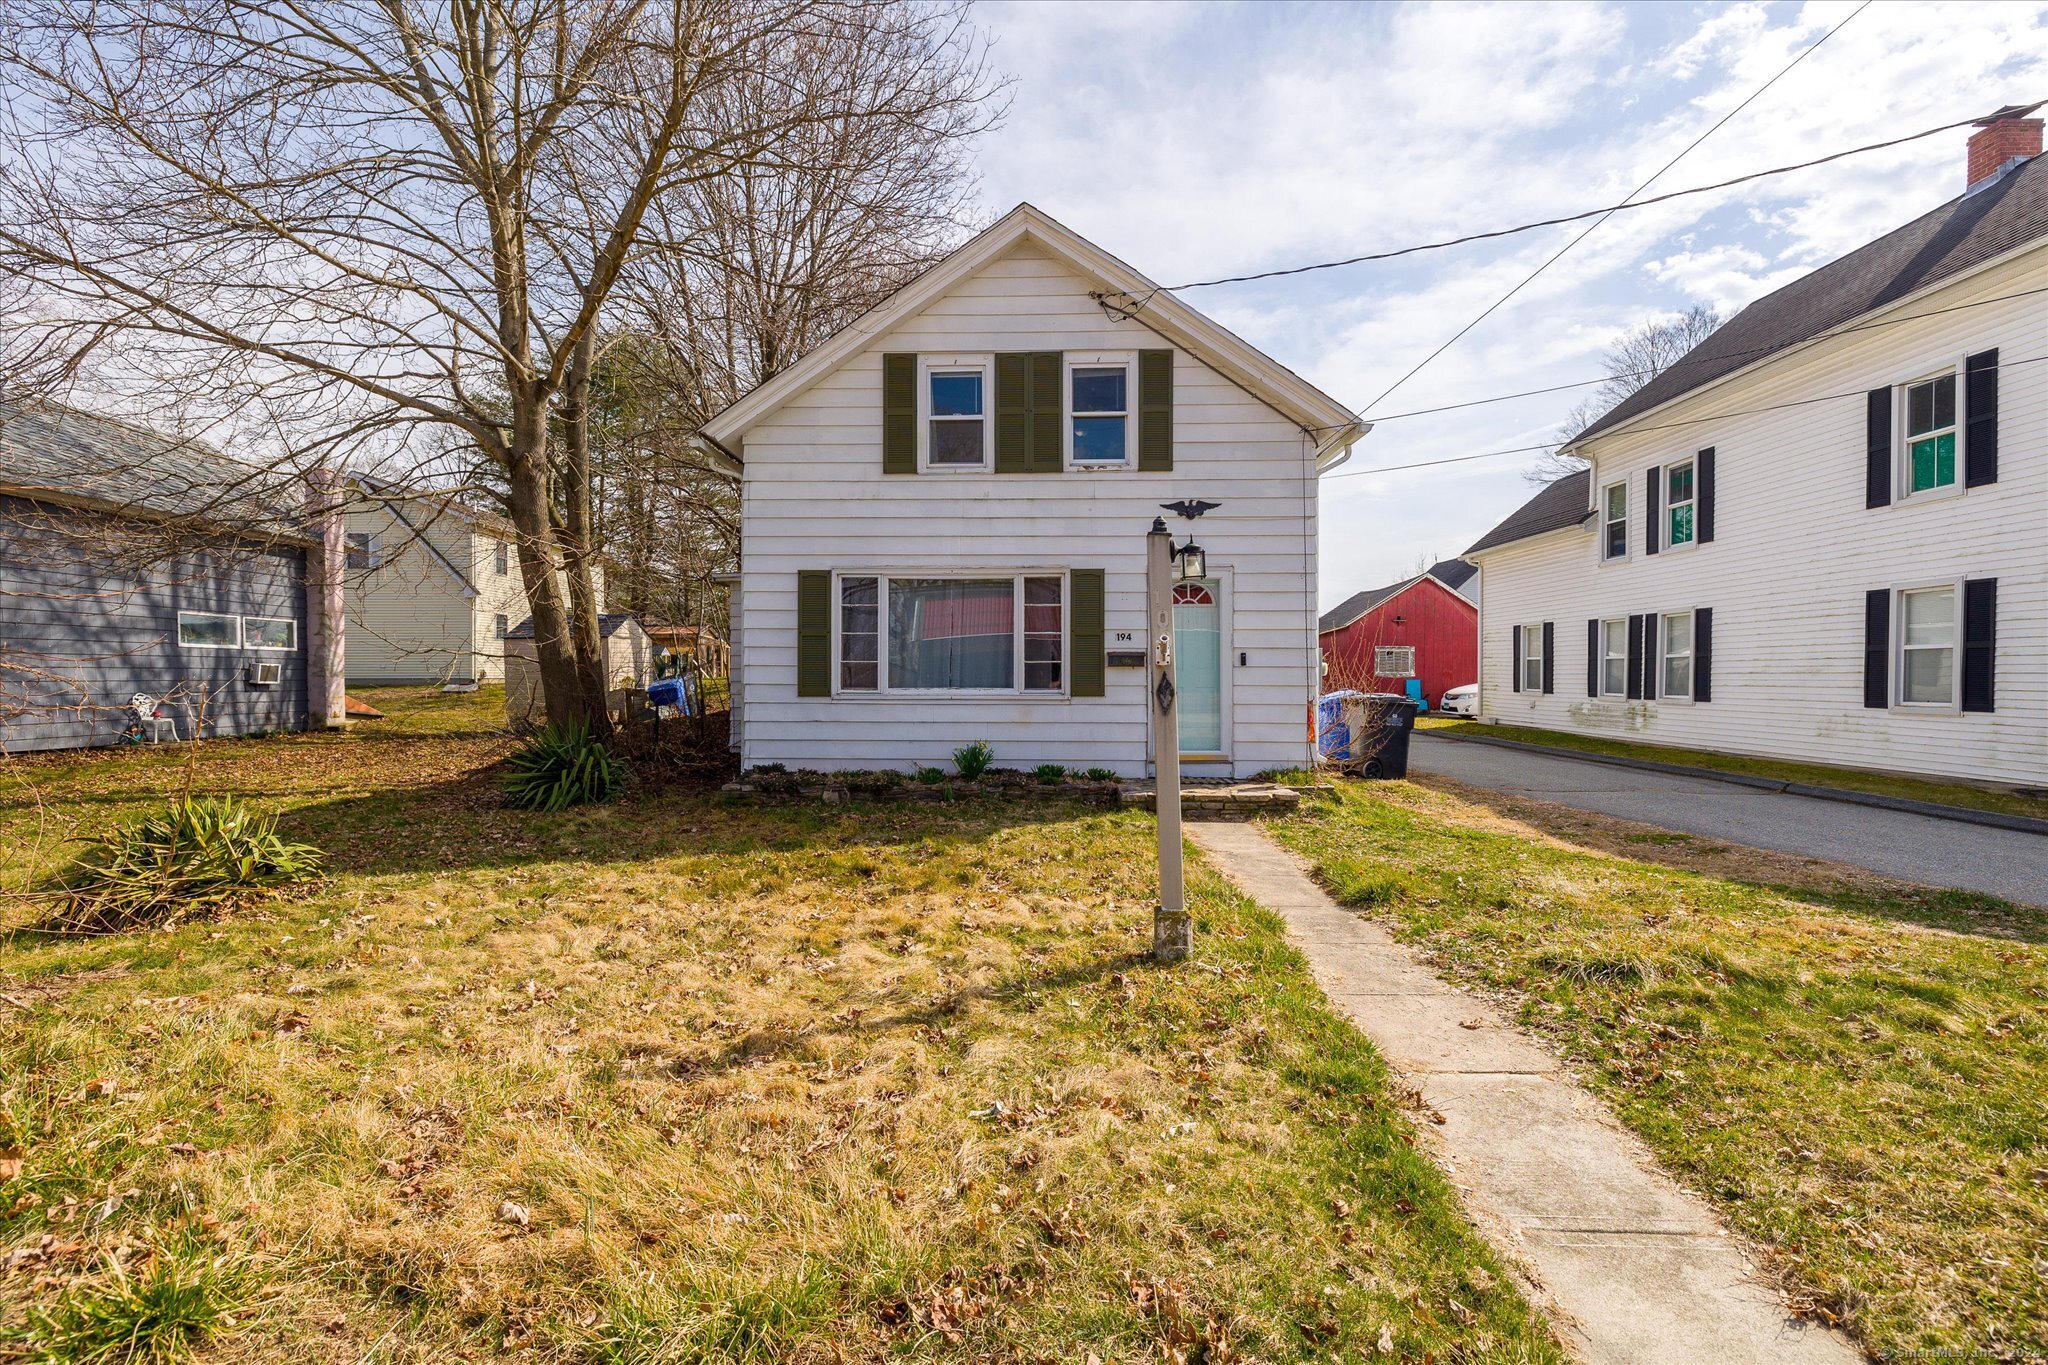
[1354,692,1419,779]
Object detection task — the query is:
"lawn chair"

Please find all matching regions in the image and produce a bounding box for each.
[1404,677,1427,711]
[124,693,180,744]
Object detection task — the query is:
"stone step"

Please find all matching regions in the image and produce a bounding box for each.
[1116,780,1312,819]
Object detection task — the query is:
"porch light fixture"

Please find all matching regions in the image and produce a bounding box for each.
[1174,540,1205,582]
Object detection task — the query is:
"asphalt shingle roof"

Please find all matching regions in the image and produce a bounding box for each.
[0,402,303,536]
[1464,470,1593,556]
[1574,152,2048,445]
[1318,558,1479,632]
[506,613,640,641]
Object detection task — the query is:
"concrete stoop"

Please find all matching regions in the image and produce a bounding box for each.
[1187,822,1862,1365]
[1116,779,1315,819]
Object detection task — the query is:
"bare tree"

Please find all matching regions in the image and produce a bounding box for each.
[0,0,999,729]
[1531,303,1722,483]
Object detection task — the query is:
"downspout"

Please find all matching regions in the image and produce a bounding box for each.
[305,468,348,731]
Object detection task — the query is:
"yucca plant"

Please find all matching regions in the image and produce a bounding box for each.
[53,796,323,934]
[502,722,626,812]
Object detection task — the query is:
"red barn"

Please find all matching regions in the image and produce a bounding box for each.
[1319,559,1478,706]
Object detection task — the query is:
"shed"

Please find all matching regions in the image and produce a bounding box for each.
[503,613,652,730]
[1318,560,1478,708]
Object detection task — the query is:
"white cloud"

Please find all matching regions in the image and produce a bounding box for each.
[969,0,2048,601]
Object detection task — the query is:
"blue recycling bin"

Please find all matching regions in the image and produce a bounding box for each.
[646,675,698,717]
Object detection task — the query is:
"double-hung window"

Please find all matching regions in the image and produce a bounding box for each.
[920,358,988,469]
[1899,584,1956,705]
[493,541,510,575]
[494,613,510,640]
[1375,645,1416,678]
[1665,460,1696,549]
[1068,355,1131,465]
[1660,611,1693,700]
[1902,371,1957,494]
[1600,618,1628,697]
[839,573,1064,694]
[345,532,374,571]
[1519,624,1543,693]
[1602,482,1627,560]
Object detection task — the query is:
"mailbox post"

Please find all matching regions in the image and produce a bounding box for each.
[1147,517,1191,962]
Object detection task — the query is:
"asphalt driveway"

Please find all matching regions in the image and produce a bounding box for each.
[1408,733,2048,909]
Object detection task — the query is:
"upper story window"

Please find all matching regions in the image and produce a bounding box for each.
[1068,355,1131,466]
[1665,460,1696,549]
[1903,371,1957,494]
[1601,481,1627,560]
[493,540,510,575]
[494,613,509,640]
[1899,584,1956,705]
[345,531,374,571]
[926,363,987,468]
[1601,618,1627,697]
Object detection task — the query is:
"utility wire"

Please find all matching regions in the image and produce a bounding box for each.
[1358,0,1871,414]
[1322,349,2048,482]
[1351,282,2048,426]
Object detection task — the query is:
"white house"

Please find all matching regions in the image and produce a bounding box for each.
[698,204,1364,778]
[341,481,532,686]
[1466,109,2047,789]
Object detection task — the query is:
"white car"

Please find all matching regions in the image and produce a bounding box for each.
[1438,683,1479,717]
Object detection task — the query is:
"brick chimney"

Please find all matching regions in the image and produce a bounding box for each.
[1966,104,2043,193]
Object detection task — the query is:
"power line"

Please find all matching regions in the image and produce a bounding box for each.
[1322,349,2048,483]
[1351,282,2048,426]
[1359,1,1870,414]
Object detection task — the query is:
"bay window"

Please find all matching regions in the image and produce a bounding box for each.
[838,572,1064,693]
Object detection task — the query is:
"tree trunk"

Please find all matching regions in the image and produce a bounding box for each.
[508,394,593,730]
[561,331,611,735]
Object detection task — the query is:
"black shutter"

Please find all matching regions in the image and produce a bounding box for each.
[1643,612,1658,701]
[1962,578,1996,713]
[1965,349,1999,488]
[1863,588,1890,709]
[994,354,1029,474]
[1644,467,1661,555]
[1694,606,1713,703]
[1586,618,1599,698]
[1511,624,1522,693]
[1866,388,1892,508]
[1696,447,1716,543]
[1541,621,1554,694]
[1625,614,1644,701]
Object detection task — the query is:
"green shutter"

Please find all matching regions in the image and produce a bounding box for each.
[882,353,916,474]
[797,570,832,696]
[994,353,1030,473]
[1138,349,1173,471]
[1030,351,1062,472]
[1069,568,1105,697]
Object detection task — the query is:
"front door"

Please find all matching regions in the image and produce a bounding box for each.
[1172,581,1222,756]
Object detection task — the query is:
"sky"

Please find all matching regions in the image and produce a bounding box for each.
[968,0,2048,606]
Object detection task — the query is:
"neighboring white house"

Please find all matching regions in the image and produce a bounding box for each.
[1466,109,2047,789]
[341,481,532,685]
[698,204,1364,778]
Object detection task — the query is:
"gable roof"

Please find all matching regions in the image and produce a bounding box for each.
[1318,558,1478,633]
[0,401,307,540]
[1573,152,2048,446]
[506,613,640,641]
[698,203,1366,466]
[1464,470,1593,556]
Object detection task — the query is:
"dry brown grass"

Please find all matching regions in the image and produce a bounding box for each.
[1,692,1562,1362]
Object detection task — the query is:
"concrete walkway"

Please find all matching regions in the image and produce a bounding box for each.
[1188,821,1862,1365]
[1412,732,2048,908]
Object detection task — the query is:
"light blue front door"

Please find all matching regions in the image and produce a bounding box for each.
[1173,581,1222,755]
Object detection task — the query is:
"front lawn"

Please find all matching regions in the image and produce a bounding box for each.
[1268,778,2048,1361]
[0,695,1560,1361]
[1419,717,2048,822]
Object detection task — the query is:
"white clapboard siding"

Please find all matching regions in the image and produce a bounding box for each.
[738,241,1322,777]
[1476,248,2048,787]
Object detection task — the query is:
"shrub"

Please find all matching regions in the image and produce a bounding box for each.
[1084,768,1118,782]
[1033,763,1067,785]
[503,723,626,812]
[915,766,949,785]
[51,797,322,934]
[952,740,995,780]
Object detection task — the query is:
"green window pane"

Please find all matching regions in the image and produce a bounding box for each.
[1910,433,1956,491]
[1668,503,1694,546]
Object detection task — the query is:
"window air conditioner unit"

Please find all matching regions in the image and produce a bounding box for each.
[248,661,283,686]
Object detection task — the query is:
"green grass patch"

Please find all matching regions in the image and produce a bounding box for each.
[1418,718,2048,821]
[1270,780,2048,1359]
